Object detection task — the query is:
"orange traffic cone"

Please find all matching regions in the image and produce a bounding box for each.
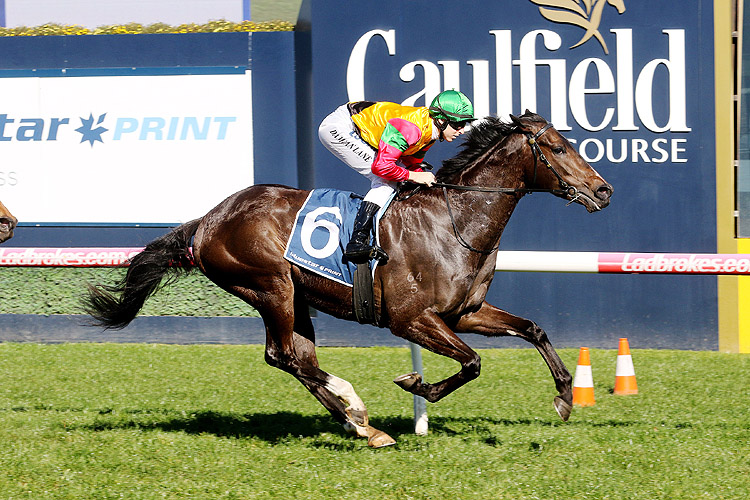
[614,338,638,395]
[572,347,595,406]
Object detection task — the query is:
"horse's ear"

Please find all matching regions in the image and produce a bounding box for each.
[509,113,526,129]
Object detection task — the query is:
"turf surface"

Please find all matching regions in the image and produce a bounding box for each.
[0,343,747,499]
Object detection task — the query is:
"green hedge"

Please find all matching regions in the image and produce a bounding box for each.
[0,20,293,37]
[1,267,259,317]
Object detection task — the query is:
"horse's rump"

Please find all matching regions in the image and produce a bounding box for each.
[193,184,360,319]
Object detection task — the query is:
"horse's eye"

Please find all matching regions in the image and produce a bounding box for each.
[551,146,566,155]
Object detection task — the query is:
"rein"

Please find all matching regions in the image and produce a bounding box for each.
[434,122,581,255]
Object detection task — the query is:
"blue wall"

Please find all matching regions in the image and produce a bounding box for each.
[294,0,718,349]
[251,31,298,186]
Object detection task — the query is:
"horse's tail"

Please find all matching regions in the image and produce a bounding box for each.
[84,218,202,330]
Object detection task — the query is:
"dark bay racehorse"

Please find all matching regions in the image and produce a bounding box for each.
[0,199,17,244]
[85,112,613,447]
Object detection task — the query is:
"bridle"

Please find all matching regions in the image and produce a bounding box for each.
[432,121,583,254]
[434,122,579,198]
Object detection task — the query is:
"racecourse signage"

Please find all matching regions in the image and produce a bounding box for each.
[345,25,690,130]
[495,251,750,275]
[0,73,253,225]
[346,26,690,165]
[301,0,718,346]
[306,0,716,252]
[0,247,141,267]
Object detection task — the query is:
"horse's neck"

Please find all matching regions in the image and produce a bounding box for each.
[443,137,528,247]
[453,134,528,193]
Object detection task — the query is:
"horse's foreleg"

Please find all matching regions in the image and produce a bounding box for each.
[260,295,395,448]
[454,301,573,421]
[391,312,481,403]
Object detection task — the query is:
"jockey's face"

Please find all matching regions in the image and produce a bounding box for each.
[442,121,466,142]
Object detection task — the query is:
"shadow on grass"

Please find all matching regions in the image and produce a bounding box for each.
[68,409,677,449]
[76,409,416,445]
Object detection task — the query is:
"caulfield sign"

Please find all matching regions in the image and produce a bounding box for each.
[345,0,690,166]
[306,0,715,248]
[302,0,718,344]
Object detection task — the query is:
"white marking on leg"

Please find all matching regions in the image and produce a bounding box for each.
[343,421,369,438]
[326,375,370,437]
[325,375,366,413]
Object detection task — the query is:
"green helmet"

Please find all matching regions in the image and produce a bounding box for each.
[429,90,474,122]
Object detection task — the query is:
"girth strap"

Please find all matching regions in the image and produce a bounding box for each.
[352,262,378,325]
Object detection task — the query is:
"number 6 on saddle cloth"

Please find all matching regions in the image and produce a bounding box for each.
[283,188,393,323]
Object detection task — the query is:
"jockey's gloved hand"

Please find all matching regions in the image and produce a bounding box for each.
[408,171,436,186]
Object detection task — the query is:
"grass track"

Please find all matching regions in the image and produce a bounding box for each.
[0,343,748,499]
[1,267,258,317]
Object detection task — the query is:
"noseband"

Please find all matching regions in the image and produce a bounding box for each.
[433,121,581,254]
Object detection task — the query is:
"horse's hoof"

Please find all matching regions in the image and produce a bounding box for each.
[394,372,422,391]
[554,396,572,422]
[367,427,396,448]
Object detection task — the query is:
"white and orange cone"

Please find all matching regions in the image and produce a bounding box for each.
[572,347,595,406]
[614,338,638,395]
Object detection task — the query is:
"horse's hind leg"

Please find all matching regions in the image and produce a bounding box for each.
[259,292,395,448]
[454,301,573,421]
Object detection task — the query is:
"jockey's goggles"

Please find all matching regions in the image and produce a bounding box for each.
[448,120,471,130]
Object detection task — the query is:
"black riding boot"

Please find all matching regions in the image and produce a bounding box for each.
[344,201,388,264]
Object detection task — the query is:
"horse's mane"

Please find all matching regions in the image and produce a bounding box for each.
[435,116,515,181]
[436,112,544,182]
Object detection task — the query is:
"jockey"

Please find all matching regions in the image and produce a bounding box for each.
[318,89,475,263]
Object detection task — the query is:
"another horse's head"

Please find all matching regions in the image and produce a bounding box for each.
[0,200,17,243]
[510,111,613,212]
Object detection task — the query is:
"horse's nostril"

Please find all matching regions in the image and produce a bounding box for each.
[596,184,613,201]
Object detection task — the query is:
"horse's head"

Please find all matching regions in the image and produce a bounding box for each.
[510,111,613,212]
[0,200,17,243]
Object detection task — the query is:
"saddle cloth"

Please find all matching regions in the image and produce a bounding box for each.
[283,188,392,286]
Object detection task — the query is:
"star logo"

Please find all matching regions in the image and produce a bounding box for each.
[75,113,109,147]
